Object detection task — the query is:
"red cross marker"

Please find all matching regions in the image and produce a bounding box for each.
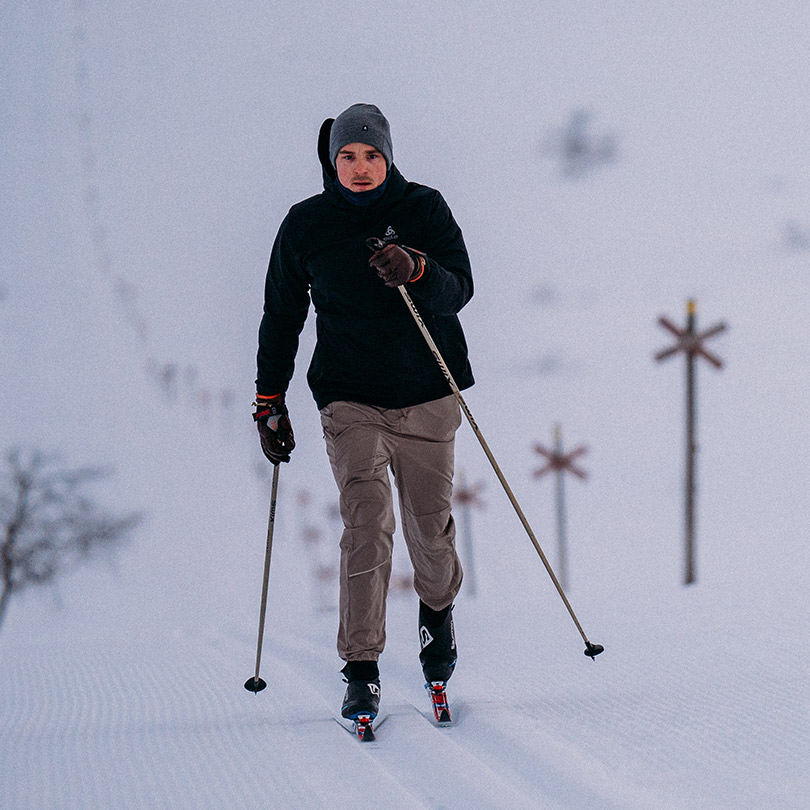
[453,479,485,508]
[533,442,589,481]
[655,305,727,368]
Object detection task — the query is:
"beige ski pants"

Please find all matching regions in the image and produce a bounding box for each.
[320,396,464,662]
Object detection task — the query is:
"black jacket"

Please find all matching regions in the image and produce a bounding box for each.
[256,121,474,411]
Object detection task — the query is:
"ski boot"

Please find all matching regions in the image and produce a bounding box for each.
[340,662,381,742]
[418,600,457,683]
[419,601,456,724]
[340,661,380,719]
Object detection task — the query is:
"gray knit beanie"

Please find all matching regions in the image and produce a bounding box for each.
[329,103,393,169]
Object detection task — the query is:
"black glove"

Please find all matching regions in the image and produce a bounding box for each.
[368,243,422,287]
[253,394,295,464]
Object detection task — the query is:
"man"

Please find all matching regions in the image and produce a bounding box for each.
[254,103,474,723]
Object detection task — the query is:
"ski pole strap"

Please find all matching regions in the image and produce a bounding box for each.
[407,249,427,282]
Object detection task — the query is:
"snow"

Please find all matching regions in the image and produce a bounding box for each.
[3,1,810,807]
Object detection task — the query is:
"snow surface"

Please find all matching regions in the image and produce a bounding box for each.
[3,1,810,808]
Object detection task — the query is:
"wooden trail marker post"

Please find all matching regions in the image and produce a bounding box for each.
[532,426,588,591]
[453,471,485,597]
[655,299,727,586]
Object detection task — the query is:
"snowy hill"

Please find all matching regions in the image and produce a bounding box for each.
[3,1,810,808]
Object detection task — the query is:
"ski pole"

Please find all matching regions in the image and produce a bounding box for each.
[245,462,281,692]
[367,239,603,659]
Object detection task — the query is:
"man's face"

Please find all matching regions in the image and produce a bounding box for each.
[335,143,388,192]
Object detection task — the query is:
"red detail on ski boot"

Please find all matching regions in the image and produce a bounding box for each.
[353,714,376,742]
[426,681,452,724]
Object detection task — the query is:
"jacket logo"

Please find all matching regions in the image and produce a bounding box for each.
[383,225,399,244]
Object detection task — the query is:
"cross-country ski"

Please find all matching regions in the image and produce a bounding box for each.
[426,681,453,725]
[334,713,388,743]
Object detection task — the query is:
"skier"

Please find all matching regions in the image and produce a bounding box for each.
[254,103,474,727]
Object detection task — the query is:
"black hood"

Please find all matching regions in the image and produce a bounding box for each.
[317,118,337,185]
